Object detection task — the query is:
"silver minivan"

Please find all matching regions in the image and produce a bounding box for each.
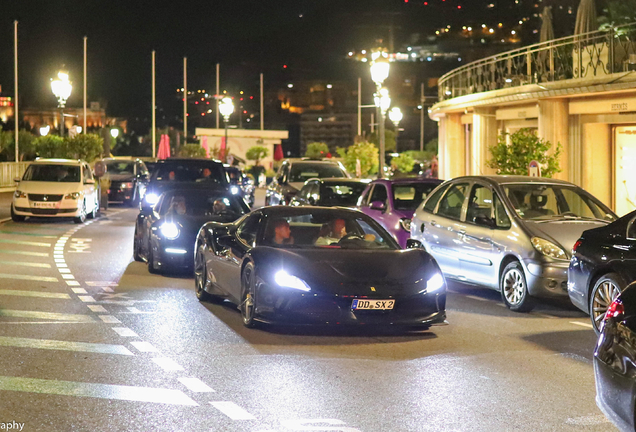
[409,176,616,311]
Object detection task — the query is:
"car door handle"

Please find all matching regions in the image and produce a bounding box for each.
[430,220,439,227]
[420,223,425,233]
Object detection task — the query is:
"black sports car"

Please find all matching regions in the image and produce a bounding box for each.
[193,206,447,329]
[134,186,249,274]
[594,281,636,432]
[568,209,636,332]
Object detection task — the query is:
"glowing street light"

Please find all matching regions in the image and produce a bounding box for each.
[39,125,50,136]
[110,128,119,139]
[219,96,234,162]
[50,70,72,137]
[388,107,403,152]
[370,54,391,177]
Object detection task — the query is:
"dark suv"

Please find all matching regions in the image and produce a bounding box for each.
[102,158,150,206]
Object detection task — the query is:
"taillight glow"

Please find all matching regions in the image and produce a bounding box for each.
[572,239,583,254]
[605,299,624,321]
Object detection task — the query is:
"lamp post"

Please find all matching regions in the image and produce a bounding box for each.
[388,107,403,152]
[219,96,234,162]
[50,71,72,137]
[370,55,390,177]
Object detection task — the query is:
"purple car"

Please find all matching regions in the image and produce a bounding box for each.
[357,178,443,248]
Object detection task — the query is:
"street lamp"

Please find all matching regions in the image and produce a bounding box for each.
[50,70,72,137]
[110,128,119,139]
[39,125,50,136]
[388,107,403,152]
[370,54,390,177]
[219,96,234,162]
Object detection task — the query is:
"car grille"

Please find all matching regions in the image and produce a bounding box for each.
[28,194,63,202]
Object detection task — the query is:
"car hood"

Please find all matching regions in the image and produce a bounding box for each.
[254,247,439,292]
[524,219,611,253]
[16,181,82,194]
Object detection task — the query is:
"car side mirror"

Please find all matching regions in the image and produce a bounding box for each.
[406,239,424,249]
[474,216,496,228]
[370,200,386,211]
[13,176,21,183]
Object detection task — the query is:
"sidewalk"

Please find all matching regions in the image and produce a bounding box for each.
[0,191,13,221]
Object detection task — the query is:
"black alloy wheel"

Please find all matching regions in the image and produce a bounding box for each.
[10,205,25,222]
[194,248,212,301]
[590,273,624,334]
[240,263,257,328]
[74,200,87,224]
[500,261,534,312]
[147,245,160,274]
[133,227,143,262]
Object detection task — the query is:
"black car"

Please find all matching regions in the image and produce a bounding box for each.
[103,158,150,206]
[265,159,349,206]
[133,186,249,274]
[141,158,229,212]
[290,178,370,208]
[568,209,636,332]
[594,281,636,432]
[193,206,447,329]
[225,166,255,207]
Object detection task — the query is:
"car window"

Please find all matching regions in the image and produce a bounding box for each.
[154,162,226,184]
[107,161,135,175]
[297,184,311,201]
[393,183,439,211]
[237,214,261,246]
[159,192,248,218]
[423,184,450,213]
[320,182,367,207]
[369,184,388,207]
[436,183,469,220]
[494,193,511,229]
[83,164,94,181]
[466,184,493,224]
[288,163,346,183]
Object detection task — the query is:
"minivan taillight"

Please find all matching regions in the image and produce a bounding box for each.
[572,239,583,254]
[605,299,624,321]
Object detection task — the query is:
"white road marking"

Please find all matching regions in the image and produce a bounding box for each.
[210,401,256,420]
[101,293,131,299]
[0,260,51,268]
[78,296,96,303]
[0,250,48,257]
[465,295,488,302]
[152,357,184,371]
[61,274,75,280]
[0,239,50,247]
[101,287,114,293]
[565,414,611,426]
[86,281,118,286]
[0,310,94,322]
[178,377,214,392]
[72,288,87,294]
[56,263,67,268]
[0,290,70,299]
[0,375,197,406]
[125,307,152,314]
[0,273,57,282]
[99,315,121,324]
[111,327,138,337]
[570,321,594,329]
[66,281,80,286]
[58,268,71,274]
[54,259,65,263]
[0,335,133,355]
[533,313,558,319]
[87,305,107,313]
[130,341,159,353]
[497,304,506,307]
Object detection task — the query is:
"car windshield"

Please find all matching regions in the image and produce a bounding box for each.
[106,161,135,175]
[154,162,226,184]
[159,191,248,218]
[320,182,367,206]
[503,184,616,221]
[261,210,397,250]
[392,182,440,211]
[288,163,346,183]
[22,165,81,183]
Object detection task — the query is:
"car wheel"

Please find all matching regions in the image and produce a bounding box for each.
[87,199,97,219]
[590,273,624,334]
[240,262,258,328]
[74,200,87,224]
[147,245,160,274]
[500,261,534,312]
[133,227,143,262]
[10,205,25,222]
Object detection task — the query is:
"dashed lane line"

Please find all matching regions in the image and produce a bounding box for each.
[0,336,133,355]
[0,238,50,247]
[0,290,70,300]
[0,230,57,238]
[78,296,96,302]
[71,288,87,294]
[130,341,159,353]
[210,401,257,420]
[111,327,138,337]
[87,305,107,313]
[0,249,48,257]
[152,357,185,372]
[99,315,121,324]
[0,260,51,268]
[570,321,594,329]
[0,273,58,283]
[0,310,95,322]
[0,375,198,406]
[178,377,214,393]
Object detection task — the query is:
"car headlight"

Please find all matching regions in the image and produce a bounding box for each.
[230,185,240,195]
[274,270,311,292]
[14,190,26,199]
[426,273,445,293]
[64,192,81,200]
[145,193,159,205]
[399,218,412,232]
[159,223,180,239]
[531,237,568,260]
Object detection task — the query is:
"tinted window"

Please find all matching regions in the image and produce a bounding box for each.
[106,161,135,175]
[466,184,493,224]
[159,191,248,218]
[23,165,81,183]
[369,184,388,206]
[320,182,367,206]
[393,182,439,211]
[154,162,226,185]
[288,163,346,183]
[423,184,450,213]
[297,184,312,201]
[237,214,261,246]
[628,217,636,239]
[437,183,469,220]
[83,164,93,181]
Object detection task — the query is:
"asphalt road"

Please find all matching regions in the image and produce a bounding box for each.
[0,190,615,432]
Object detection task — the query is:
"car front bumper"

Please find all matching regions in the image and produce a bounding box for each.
[523,259,570,298]
[13,197,83,218]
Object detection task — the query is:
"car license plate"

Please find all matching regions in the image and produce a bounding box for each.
[351,299,395,310]
[32,202,58,209]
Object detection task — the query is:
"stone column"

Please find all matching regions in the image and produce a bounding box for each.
[538,99,569,180]
[472,108,497,175]
[439,113,464,179]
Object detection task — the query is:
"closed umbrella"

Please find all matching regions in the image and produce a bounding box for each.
[574,0,598,35]
[540,6,554,42]
[200,136,210,158]
[157,134,171,160]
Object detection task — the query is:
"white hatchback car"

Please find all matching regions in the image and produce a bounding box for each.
[12,158,100,224]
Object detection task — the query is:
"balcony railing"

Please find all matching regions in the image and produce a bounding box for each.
[437,23,636,102]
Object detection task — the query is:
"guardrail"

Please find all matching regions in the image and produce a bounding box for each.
[438,23,636,102]
[0,162,29,189]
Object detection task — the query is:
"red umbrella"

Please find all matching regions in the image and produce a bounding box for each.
[157,134,171,160]
[274,144,284,161]
[201,136,210,158]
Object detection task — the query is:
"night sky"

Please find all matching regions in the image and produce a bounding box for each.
[1,1,579,122]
